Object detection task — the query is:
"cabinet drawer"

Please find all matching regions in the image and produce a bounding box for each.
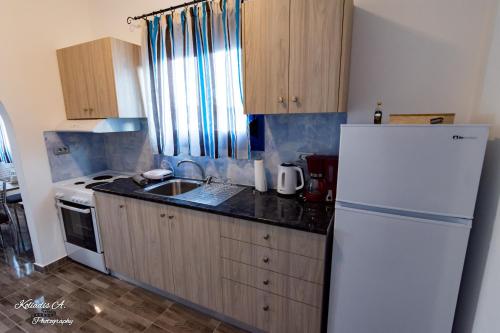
[222,258,323,307]
[221,237,324,284]
[220,217,326,259]
[222,279,320,333]
[252,223,326,259]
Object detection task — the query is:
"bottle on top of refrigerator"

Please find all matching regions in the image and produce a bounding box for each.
[374,101,383,124]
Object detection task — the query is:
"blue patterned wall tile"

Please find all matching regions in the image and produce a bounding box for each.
[157,113,346,188]
[44,132,107,182]
[45,113,346,188]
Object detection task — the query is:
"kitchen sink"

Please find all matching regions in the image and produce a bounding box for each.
[142,179,203,196]
[137,178,245,206]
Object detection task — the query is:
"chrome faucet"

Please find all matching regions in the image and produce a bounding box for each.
[176,159,205,180]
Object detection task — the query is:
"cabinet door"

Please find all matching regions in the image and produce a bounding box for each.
[57,43,92,119]
[244,0,290,114]
[169,207,222,312]
[126,199,174,293]
[95,193,135,277]
[288,0,345,113]
[87,38,119,118]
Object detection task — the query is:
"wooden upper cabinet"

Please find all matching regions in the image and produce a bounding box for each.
[244,0,353,114]
[244,0,290,114]
[289,0,345,114]
[56,37,143,120]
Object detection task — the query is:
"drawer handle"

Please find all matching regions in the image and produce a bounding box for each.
[168,215,174,219]
[262,257,269,264]
[263,279,269,285]
[262,305,269,311]
[160,213,166,218]
[119,205,124,208]
[263,234,270,240]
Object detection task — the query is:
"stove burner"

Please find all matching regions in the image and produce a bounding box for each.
[85,182,109,189]
[93,175,113,181]
[74,181,85,185]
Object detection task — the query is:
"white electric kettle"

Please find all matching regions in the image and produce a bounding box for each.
[277,163,304,195]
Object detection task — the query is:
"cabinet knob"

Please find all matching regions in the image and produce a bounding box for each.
[168,215,174,219]
[262,257,269,264]
[83,108,89,112]
[278,97,284,104]
[262,305,269,311]
[119,204,124,208]
[263,234,270,240]
[263,279,270,285]
[160,213,166,218]
[292,96,299,103]
[89,108,94,112]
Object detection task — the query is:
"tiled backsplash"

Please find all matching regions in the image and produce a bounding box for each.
[44,113,346,188]
[44,120,153,182]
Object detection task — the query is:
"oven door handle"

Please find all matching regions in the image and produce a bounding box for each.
[56,202,91,214]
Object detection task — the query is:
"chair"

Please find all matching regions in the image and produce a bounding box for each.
[6,192,25,252]
[0,182,22,252]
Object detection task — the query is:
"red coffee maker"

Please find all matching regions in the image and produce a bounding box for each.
[304,155,339,203]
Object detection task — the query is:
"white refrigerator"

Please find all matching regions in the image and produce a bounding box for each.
[327,125,488,333]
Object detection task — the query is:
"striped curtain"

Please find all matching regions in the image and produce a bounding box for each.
[142,0,248,159]
[0,117,12,163]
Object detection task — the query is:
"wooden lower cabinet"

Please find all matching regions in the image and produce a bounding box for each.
[96,194,325,332]
[222,278,321,333]
[125,199,175,293]
[221,237,325,284]
[222,258,323,307]
[95,193,135,278]
[169,206,223,312]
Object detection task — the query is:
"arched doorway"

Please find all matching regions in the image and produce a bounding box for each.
[0,101,34,263]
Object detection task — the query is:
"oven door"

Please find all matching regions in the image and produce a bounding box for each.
[57,200,101,253]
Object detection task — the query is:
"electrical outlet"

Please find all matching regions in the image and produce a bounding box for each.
[54,146,70,155]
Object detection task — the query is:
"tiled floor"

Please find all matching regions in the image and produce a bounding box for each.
[0,249,247,333]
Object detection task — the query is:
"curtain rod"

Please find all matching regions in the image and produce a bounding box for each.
[126,0,242,24]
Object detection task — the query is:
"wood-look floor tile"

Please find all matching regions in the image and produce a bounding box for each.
[115,287,173,322]
[81,275,134,303]
[214,323,248,333]
[0,312,17,333]
[36,288,110,332]
[154,303,219,333]
[3,325,25,333]
[143,324,171,333]
[0,269,29,299]
[76,320,113,333]
[87,306,151,333]
[53,264,100,288]
[0,261,43,287]
[0,275,78,325]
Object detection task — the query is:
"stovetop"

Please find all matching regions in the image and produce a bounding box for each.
[54,171,132,206]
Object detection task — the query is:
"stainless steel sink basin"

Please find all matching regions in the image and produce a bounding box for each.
[142,179,202,197]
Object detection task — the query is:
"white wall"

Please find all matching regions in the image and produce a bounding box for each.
[347,0,498,124]
[87,0,181,44]
[0,1,94,266]
[454,2,500,332]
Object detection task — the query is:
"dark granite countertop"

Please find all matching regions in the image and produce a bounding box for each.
[93,177,334,235]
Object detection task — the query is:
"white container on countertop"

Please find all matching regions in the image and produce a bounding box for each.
[254,159,267,192]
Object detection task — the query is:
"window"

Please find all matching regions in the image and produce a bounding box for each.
[143,0,249,159]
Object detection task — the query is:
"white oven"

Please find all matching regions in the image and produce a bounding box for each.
[53,171,128,273]
[56,199,108,273]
